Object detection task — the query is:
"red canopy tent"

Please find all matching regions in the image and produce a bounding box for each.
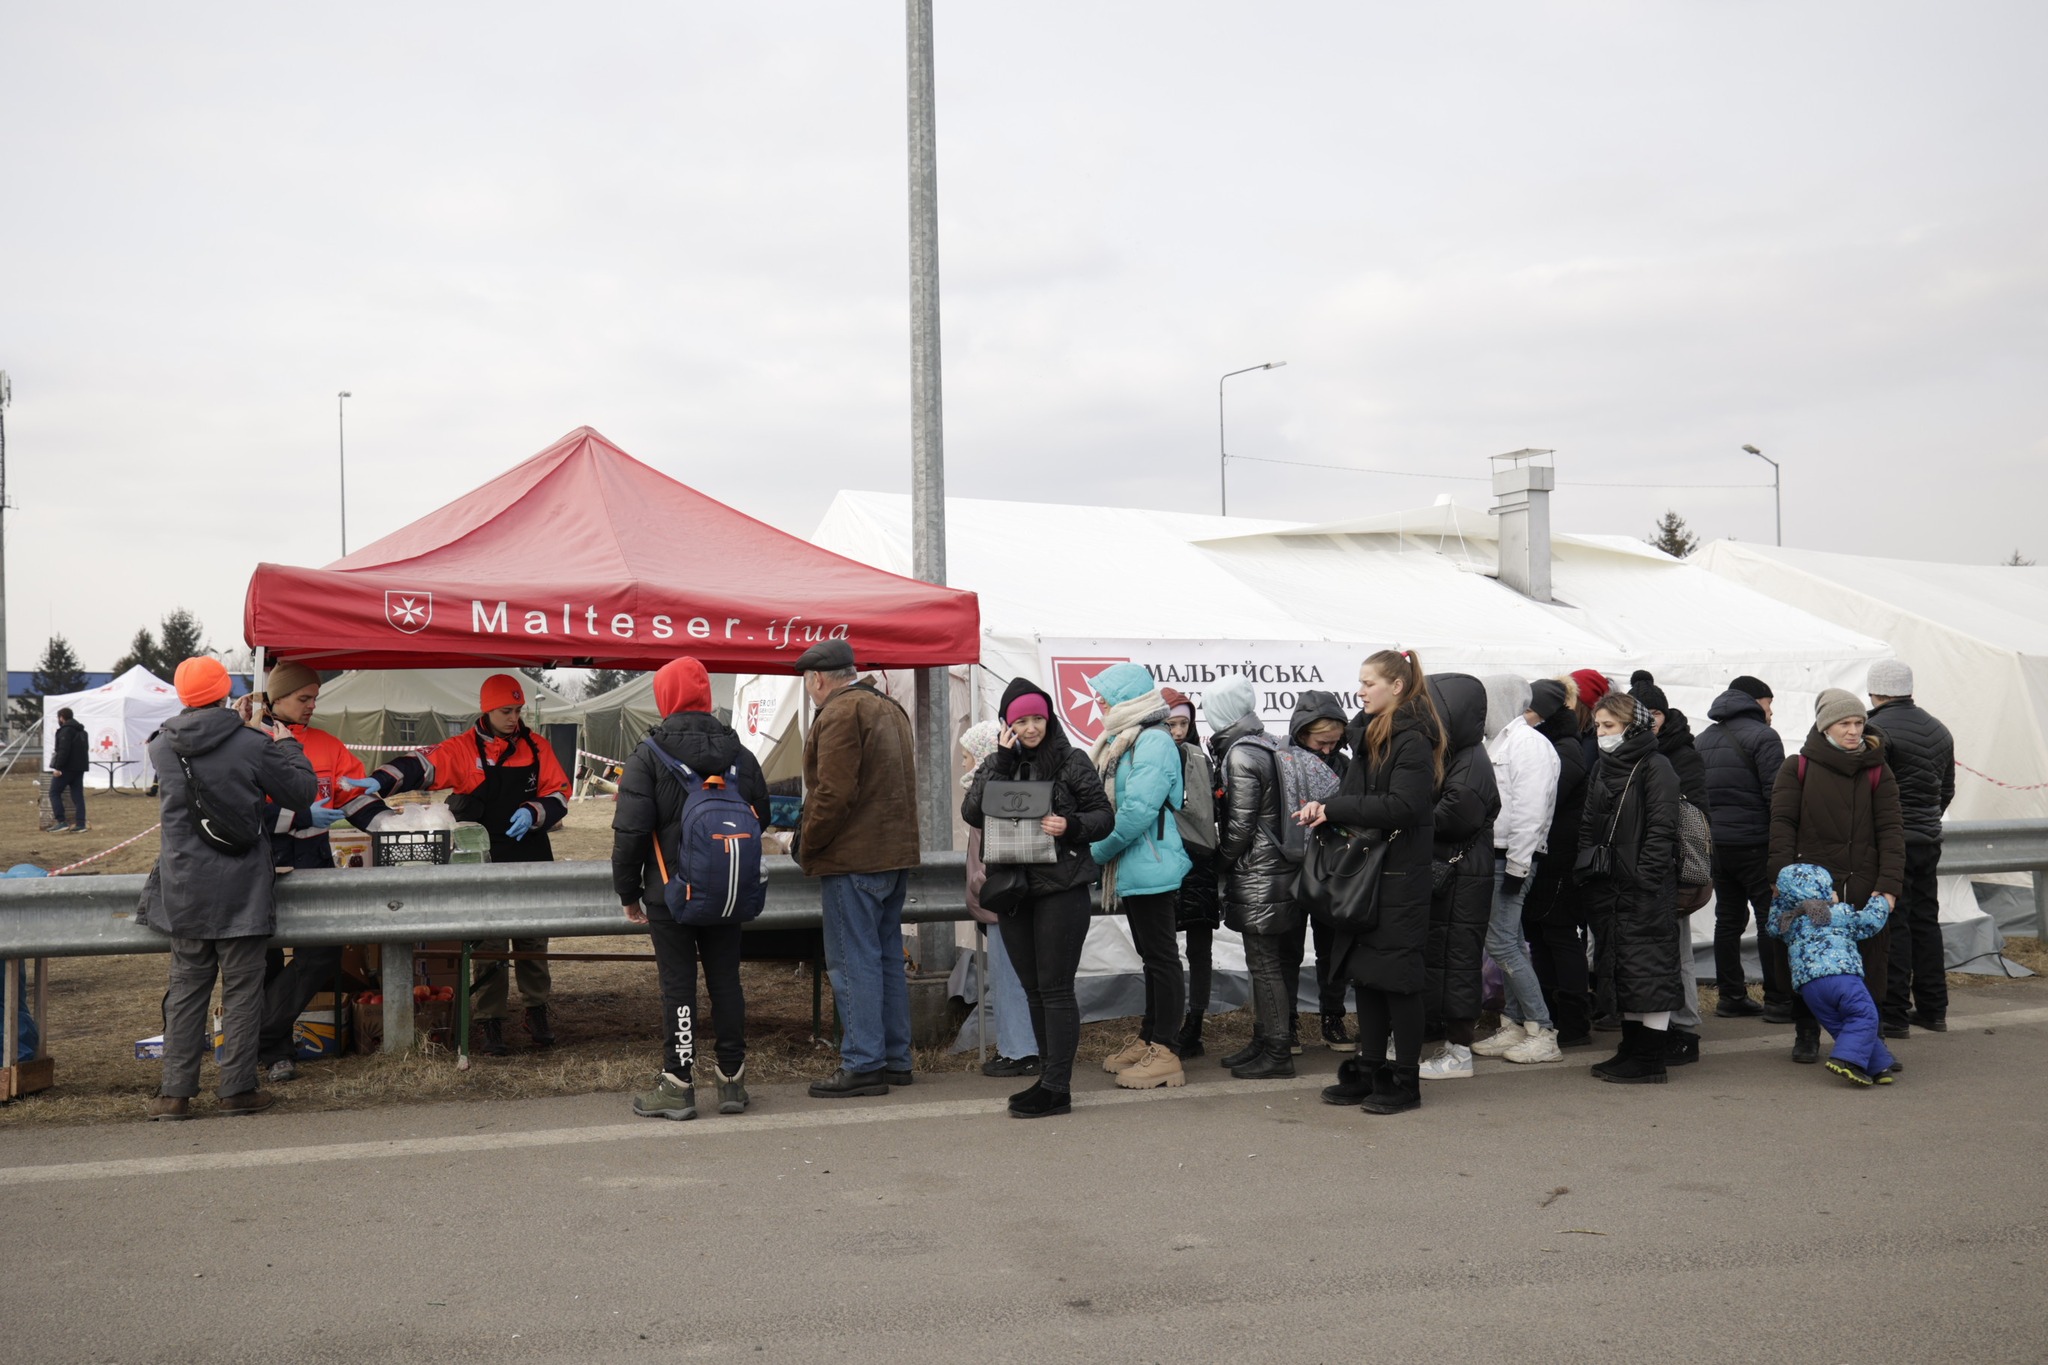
[244,427,980,672]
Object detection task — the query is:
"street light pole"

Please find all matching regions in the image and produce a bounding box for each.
[1218,361,1286,516]
[1742,443,1780,546]
[338,391,351,557]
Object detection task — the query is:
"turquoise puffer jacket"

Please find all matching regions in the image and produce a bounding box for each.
[1086,663,1192,897]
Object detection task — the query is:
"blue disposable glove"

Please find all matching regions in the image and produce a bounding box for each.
[506,807,535,841]
[308,801,349,829]
[339,775,382,795]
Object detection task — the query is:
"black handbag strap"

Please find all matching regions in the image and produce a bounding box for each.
[1599,760,1642,849]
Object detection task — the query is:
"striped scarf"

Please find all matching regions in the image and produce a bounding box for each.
[1089,688,1169,910]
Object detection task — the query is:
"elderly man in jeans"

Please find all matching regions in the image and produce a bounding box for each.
[795,640,923,1099]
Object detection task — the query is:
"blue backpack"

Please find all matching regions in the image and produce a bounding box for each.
[639,740,767,925]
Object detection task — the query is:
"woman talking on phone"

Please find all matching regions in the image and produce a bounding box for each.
[961,678,1114,1118]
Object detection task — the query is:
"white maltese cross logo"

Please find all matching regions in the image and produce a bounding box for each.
[385,590,434,634]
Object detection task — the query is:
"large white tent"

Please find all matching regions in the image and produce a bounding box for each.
[41,665,182,789]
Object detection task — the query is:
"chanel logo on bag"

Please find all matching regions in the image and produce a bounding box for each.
[997,790,1038,815]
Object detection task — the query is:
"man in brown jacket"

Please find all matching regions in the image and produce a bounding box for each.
[795,639,921,1098]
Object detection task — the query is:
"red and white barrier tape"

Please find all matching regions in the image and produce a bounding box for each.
[51,823,162,875]
[1955,761,2048,793]
[577,748,628,768]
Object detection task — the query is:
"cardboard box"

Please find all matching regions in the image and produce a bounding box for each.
[351,998,453,1054]
[330,830,374,869]
[135,1034,165,1061]
[293,991,351,1060]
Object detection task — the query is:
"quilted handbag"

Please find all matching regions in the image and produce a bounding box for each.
[981,780,1057,865]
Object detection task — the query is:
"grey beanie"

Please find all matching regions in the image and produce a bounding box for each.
[1867,659,1914,697]
[1202,676,1257,731]
[1815,687,1867,731]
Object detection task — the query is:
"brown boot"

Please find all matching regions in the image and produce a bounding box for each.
[1114,1042,1187,1090]
[1101,1036,1148,1074]
[218,1090,276,1116]
[146,1095,192,1122]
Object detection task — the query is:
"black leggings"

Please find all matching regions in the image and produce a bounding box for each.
[1002,886,1094,1093]
[1354,986,1424,1068]
[1184,924,1214,1018]
[1121,892,1185,1054]
[647,914,745,1082]
[1525,867,1591,1039]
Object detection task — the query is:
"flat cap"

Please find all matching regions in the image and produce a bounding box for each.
[794,638,856,672]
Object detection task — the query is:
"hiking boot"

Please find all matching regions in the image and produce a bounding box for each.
[981,1053,1041,1078]
[476,1018,511,1057]
[1417,1043,1474,1080]
[714,1063,749,1115]
[1229,1042,1296,1080]
[1102,1036,1149,1073]
[1505,1026,1565,1065]
[1321,1057,1373,1105]
[1791,1024,1821,1065]
[219,1090,276,1116]
[1320,1011,1353,1049]
[809,1067,889,1099]
[1912,1011,1948,1033]
[1361,1064,1421,1115]
[1176,1014,1206,1060]
[1114,1043,1186,1090]
[1471,1022,1527,1058]
[1715,993,1764,1018]
[524,1005,556,1049]
[632,1072,698,1120]
[1008,1083,1071,1119]
[1219,1037,1265,1069]
[1664,1030,1701,1066]
[1825,1058,1874,1087]
[265,1057,298,1083]
[146,1095,191,1121]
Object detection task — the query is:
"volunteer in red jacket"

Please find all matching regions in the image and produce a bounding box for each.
[252,659,393,1083]
[345,672,571,1055]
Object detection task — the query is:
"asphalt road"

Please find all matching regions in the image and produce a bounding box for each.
[5,983,2046,1365]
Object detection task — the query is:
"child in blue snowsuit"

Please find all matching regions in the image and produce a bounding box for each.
[1767,862,1897,1085]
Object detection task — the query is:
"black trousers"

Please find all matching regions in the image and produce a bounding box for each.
[1524,854,1591,1039]
[1711,841,1791,1007]
[1122,892,1185,1053]
[1882,842,1947,1026]
[1003,885,1094,1093]
[1354,985,1424,1069]
[647,914,745,1082]
[1184,924,1213,1018]
[258,945,347,1066]
[1277,917,1350,1020]
[1243,928,1293,1045]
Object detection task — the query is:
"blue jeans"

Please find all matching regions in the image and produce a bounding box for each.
[48,771,86,828]
[983,922,1040,1062]
[5,960,37,1062]
[820,870,912,1074]
[1487,865,1554,1030]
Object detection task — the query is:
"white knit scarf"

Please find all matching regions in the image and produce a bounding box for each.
[1089,688,1169,910]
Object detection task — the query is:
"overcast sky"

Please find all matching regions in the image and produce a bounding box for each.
[4,2,2043,672]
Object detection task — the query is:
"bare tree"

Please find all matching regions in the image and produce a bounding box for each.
[2005,549,2036,566]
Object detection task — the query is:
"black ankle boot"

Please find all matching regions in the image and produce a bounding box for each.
[1176,1013,1205,1059]
[1321,1056,1372,1105]
[1007,1083,1071,1119]
[1361,1063,1421,1114]
[1220,1036,1264,1069]
[1665,1030,1700,1066]
[1792,1022,1821,1064]
[1320,1011,1352,1048]
[476,1018,510,1057]
[1593,1022,1669,1084]
[1590,1021,1632,1077]
[1230,1041,1297,1080]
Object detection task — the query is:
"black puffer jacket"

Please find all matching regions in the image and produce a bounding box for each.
[611,711,772,911]
[51,717,89,775]
[1867,699,1955,846]
[1290,690,1351,779]
[1524,707,1589,921]
[1322,705,1441,994]
[1425,674,1498,1024]
[962,678,1116,897]
[1657,708,1709,807]
[1580,725,1682,1013]
[1696,688,1785,847]
[1208,714,1300,936]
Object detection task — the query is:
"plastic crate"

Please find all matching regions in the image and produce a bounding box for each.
[372,829,452,866]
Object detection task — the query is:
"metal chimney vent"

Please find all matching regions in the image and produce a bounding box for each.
[1490,448,1556,603]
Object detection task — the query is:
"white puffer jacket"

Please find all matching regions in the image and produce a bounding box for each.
[1486,717,1561,876]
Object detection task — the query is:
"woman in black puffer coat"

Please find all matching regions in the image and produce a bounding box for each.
[1299,649,1446,1116]
[1579,692,1683,1084]
[1419,673,1499,1080]
[962,678,1116,1112]
[1522,678,1592,1044]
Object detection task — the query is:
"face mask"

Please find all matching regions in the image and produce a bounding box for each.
[1598,733,1625,753]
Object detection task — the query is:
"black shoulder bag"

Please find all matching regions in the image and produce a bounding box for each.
[1572,760,1641,887]
[176,751,259,855]
[1296,824,1401,933]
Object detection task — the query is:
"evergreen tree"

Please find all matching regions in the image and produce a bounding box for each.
[112,627,162,678]
[157,608,207,667]
[9,634,89,727]
[1649,510,1700,558]
[2005,549,2036,566]
[582,668,628,700]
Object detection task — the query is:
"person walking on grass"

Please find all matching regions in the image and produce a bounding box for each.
[1088,663,1194,1091]
[963,679,1115,1118]
[1865,661,1955,1038]
[141,657,316,1121]
[791,639,922,1100]
[47,706,90,833]
[613,657,769,1122]
[1767,862,1900,1086]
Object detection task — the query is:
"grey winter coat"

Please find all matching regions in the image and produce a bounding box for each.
[1426,674,1498,1024]
[1696,689,1785,848]
[1867,699,1955,846]
[140,706,318,941]
[1209,715,1300,936]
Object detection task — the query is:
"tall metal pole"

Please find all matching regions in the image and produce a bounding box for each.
[338,391,352,556]
[906,0,955,971]
[1743,444,1781,546]
[1218,361,1287,516]
[0,372,11,729]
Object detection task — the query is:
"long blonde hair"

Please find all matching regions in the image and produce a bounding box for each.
[1361,648,1446,787]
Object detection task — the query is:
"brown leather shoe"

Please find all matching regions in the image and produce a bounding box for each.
[146,1095,192,1121]
[218,1090,275,1116]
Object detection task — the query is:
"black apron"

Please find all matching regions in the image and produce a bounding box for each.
[450,729,553,864]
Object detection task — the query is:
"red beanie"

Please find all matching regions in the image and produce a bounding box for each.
[174,657,231,707]
[1570,669,1610,707]
[478,673,526,712]
[654,658,713,716]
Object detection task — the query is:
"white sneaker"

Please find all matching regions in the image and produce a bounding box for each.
[1504,1025,1564,1065]
[1417,1043,1473,1080]
[1470,1022,1528,1058]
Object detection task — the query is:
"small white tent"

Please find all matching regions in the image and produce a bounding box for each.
[41,666,183,789]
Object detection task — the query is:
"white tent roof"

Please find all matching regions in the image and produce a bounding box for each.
[1695,540,2048,821]
[42,664,183,789]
